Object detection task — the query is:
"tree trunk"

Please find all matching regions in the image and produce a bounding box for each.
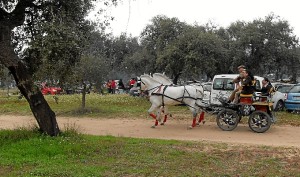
[81,82,87,109]
[173,71,182,85]
[8,62,60,136]
[0,23,60,136]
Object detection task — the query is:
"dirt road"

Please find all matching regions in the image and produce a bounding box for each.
[1,115,300,148]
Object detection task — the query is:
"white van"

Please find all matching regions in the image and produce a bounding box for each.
[209,74,285,111]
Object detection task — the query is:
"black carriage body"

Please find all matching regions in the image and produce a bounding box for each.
[215,94,275,133]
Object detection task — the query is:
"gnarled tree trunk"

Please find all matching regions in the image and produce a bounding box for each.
[0,3,60,136]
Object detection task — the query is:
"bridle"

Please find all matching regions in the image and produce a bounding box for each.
[139,78,162,93]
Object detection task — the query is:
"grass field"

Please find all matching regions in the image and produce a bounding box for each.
[0,92,300,176]
[0,128,299,176]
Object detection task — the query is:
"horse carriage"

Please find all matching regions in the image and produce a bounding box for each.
[140,73,276,133]
[215,93,276,133]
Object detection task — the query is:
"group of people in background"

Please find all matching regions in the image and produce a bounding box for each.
[106,80,117,94]
[105,78,137,94]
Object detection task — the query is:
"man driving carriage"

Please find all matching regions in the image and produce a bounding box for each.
[228,65,246,103]
[233,69,255,104]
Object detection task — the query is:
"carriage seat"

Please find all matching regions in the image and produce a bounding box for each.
[252,102,273,106]
[239,93,253,104]
[240,94,253,97]
[252,102,274,112]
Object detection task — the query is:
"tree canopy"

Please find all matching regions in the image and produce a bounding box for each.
[0,0,117,135]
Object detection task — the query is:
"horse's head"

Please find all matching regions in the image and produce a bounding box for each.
[140,74,161,91]
[139,77,146,91]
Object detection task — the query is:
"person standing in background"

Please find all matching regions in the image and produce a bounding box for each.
[111,80,116,94]
[129,78,136,89]
[106,80,112,94]
[118,79,125,93]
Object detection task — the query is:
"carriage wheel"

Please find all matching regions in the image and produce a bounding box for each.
[216,109,239,131]
[248,111,271,133]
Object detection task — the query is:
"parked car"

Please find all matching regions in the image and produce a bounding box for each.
[270,90,286,111]
[285,84,300,113]
[41,86,62,95]
[276,84,295,99]
[201,82,212,103]
[272,82,284,90]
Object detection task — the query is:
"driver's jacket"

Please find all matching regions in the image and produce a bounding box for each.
[241,76,255,94]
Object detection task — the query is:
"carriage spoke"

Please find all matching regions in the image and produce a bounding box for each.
[248,111,271,133]
[216,109,239,131]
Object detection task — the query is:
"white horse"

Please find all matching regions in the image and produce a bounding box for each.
[151,73,174,125]
[152,73,173,85]
[140,74,204,128]
[151,73,206,125]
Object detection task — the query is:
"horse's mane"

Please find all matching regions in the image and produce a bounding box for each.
[152,73,173,84]
[140,74,161,85]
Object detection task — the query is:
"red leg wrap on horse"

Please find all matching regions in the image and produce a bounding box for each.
[155,120,158,126]
[163,115,167,123]
[192,118,196,127]
[199,112,205,123]
[150,113,156,119]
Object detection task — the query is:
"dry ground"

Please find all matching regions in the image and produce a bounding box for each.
[1,115,300,148]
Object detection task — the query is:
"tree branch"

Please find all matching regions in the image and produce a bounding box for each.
[9,0,36,27]
[0,6,9,22]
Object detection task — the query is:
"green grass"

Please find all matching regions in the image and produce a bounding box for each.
[0,94,148,117]
[0,93,191,118]
[0,129,299,177]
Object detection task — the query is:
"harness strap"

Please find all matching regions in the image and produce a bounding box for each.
[153,93,198,109]
[162,85,168,107]
[150,85,203,110]
[147,85,161,93]
[181,86,186,103]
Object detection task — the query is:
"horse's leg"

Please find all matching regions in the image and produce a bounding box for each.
[148,104,160,128]
[188,106,198,129]
[197,111,205,125]
[160,106,168,125]
[156,109,162,124]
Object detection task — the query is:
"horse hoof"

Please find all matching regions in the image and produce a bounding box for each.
[160,123,165,125]
[188,126,193,129]
[151,125,156,128]
[203,121,206,124]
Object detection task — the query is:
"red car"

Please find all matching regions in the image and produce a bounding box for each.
[41,86,62,95]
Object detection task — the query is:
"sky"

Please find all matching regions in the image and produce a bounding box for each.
[98,0,300,38]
